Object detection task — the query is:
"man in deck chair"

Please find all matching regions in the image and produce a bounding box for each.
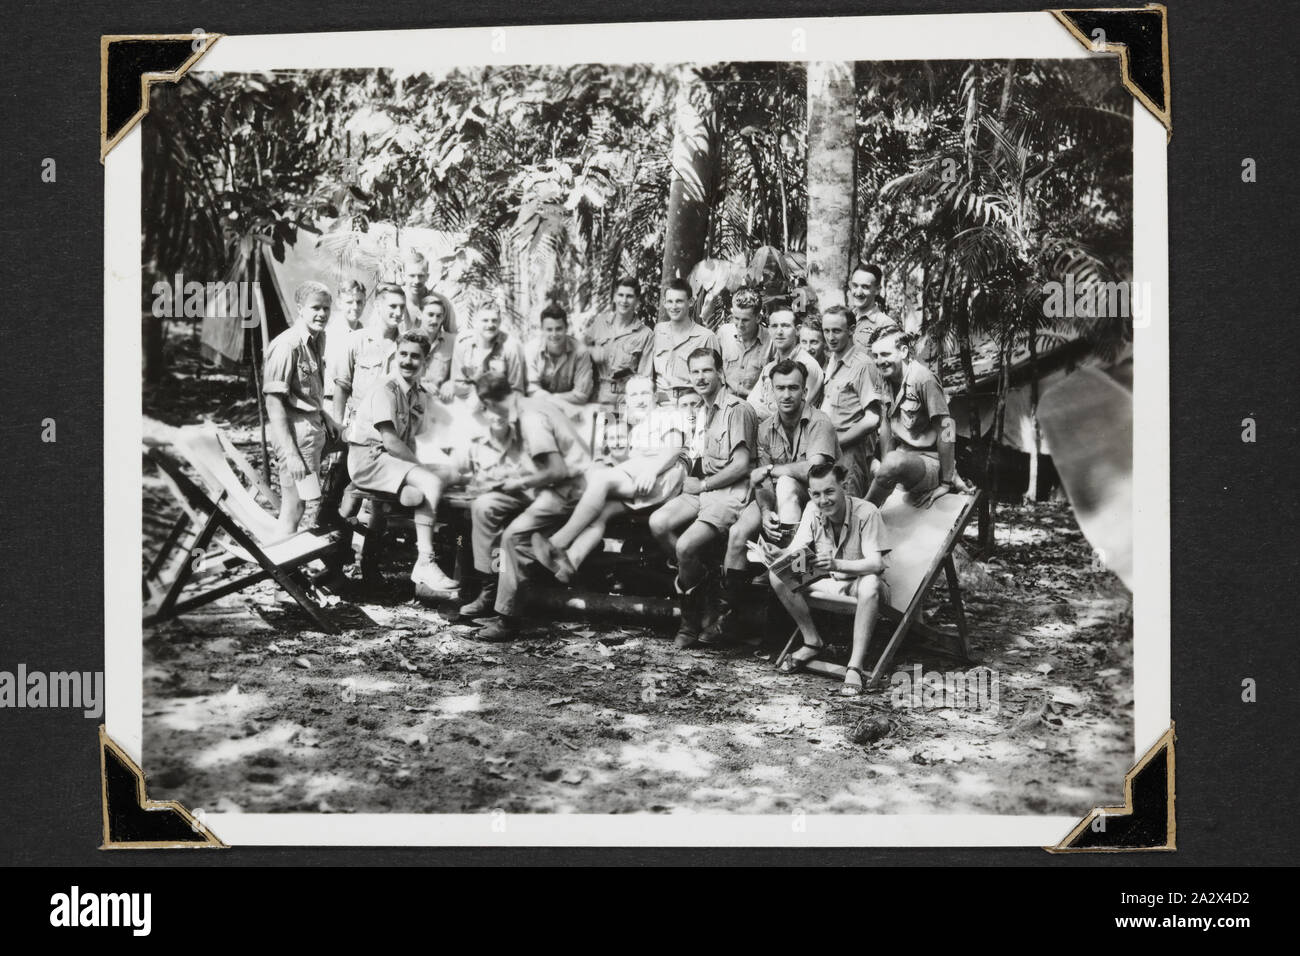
[708,359,839,644]
[865,326,971,508]
[346,329,460,595]
[263,280,343,537]
[530,375,688,583]
[763,461,887,697]
[648,347,758,649]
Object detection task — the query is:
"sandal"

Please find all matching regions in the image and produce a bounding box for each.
[778,644,824,674]
[841,665,867,697]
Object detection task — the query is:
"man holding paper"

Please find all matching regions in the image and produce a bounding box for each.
[762,461,888,697]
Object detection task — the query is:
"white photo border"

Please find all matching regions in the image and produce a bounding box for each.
[105,10,1170,847]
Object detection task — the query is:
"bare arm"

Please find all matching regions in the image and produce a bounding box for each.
[504,450,568,494]
[376,422,420,465]
[266,394,306,480]
[839,402,881,447]
[700,445,752,493]
[828,549,885,577]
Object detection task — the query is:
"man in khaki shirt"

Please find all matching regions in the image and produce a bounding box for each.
[819,305,890,497]
[584,276,653,406]
[649,347,758,648]
[445,305,527,400]
[651,278,720,399]
[719,288,769,397]
[526,303,595,410]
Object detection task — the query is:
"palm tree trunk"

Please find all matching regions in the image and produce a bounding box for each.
[661,69,716,289]
[805,61,856,309]
[1025,326,1042,502]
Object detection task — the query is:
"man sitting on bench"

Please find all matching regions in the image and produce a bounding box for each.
[346,329,460,595]
[648,347,758,649]
[763,462,887,697]
[708,359,838,644]
[865,326,971,507]
[531,375,687,583]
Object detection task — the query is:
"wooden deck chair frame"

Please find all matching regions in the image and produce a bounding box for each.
[142,445,343,634]
[774,490,981,690]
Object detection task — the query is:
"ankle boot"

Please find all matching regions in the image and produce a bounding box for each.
[700,569,745,645]
[458,573,498,619]
[673,576,706,648]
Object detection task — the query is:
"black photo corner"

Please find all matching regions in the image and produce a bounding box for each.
[1,0,1297,928]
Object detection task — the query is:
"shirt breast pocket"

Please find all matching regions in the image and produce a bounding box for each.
[899,394,925,431]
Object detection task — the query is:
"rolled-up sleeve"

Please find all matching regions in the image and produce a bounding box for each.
[262,335,296,397]
[807,414,840,463]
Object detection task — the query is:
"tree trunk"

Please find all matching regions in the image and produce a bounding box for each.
[953,278,991,554]
[805,61,856,310]
[143,310,164,384]
[1025,327,1042,502]
[660,69,716,290]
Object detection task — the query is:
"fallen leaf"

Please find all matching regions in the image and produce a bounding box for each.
[546,697,575,707]
[293,656,312,670]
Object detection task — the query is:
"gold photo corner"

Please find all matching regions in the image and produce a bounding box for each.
[100,33,224,163]
[1050,3,1171,138]
[1047,723,1175,853]
[99,726,227,849]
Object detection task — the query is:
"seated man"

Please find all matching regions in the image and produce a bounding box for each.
[346,329,460,594]
[648,347,758,648]
[526,303,596,411]
[444,304,527,401]
[532,375,687,583]
[763,461,887,697]
[866,326,971,506]
[710,360,839,643]
[747,306,825,417]
[460,372,591,641]
[263,280,342,537]
[719,288,769,398]
[819,305,889,497]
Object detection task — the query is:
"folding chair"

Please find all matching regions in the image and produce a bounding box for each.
[142,424,347,633]
[774,489,981,689]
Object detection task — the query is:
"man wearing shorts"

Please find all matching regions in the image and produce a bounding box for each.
[462,372,592,641]
[819,305,889,498]
[648,347,758,648]
[764,462,887,697]
[532,375,687,583]
[708,359,838,644]
[866,326,971,506]
[263,280,342,537]
[346,329,460,594]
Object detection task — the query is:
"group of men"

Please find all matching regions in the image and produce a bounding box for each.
[261,253,970,697]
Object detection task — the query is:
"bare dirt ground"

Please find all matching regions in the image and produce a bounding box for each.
[141,335,1133,819]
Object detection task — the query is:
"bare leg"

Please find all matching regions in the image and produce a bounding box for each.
[847,575,881,673]
[549,467,632,551]
[649,495,699,559]
[866,450,928,506]
[401,467,445,562]
[276,481,305,538]
[723,501,763,572]
[768,570,825,650]
[774,474,805,524]
[675,521,718,591]
[566,500,625,570]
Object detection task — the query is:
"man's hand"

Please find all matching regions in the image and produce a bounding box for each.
[947,473,973,494]
[322,412,342,444]
[438,381,457,403]
[682,476,704,495]
[498,477,527,495]
[812,550,836,572]
[286,455,308,483]
[750,464,772,487]
[632,466,659,497]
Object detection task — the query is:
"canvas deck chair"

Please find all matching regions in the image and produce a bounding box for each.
[774,489,981,689]
[143,424,346,633]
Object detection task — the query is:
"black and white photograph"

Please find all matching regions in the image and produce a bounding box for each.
[107,14,1170,844]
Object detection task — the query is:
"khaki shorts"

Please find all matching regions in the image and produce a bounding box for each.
[678,481,750,532]
[347,444,418,496]
[903,452,942,504]
[275,411,327,482]
[837,440,872,498]
[808,573,889,603]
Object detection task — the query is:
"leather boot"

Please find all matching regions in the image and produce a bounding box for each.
[700,569,744,645]
[458,573,498,620]
[673,576,706,649]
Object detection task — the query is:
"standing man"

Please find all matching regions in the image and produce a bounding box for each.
[333,282,407,431]
[866,326,970,506]
[651,278,719,400]
[263,281,342,536]
[719,288,769,398]
[461,372,592,641]
[526,303,596,410]
[445,304,527,400]
[798,318,827,369]
[416,292,457,395]
[710,359,838,644]
[747,306,825,417]
[848,263,893,352]
[648,347,758,648]
[764,462,887,697]
[400,250,431,329]
[819,305,889,497]
[584,276,653,408]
